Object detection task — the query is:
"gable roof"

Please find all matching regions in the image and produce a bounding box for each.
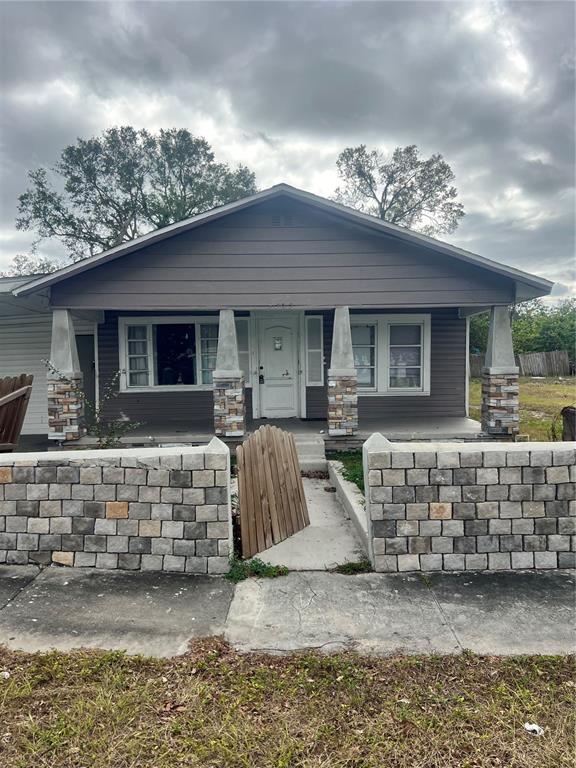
[13,183,553,299]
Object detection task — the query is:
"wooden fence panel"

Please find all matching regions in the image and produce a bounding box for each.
[470,350,570,378]
[236,425,309,559]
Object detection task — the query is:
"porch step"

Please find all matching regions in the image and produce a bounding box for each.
[293,435,327,473]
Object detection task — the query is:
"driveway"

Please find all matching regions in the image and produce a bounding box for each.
[0,566,573,657]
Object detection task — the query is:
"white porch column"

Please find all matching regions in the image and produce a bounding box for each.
[47,309,85,441]
[213,309,245,437]
[481,306,519,437]
[327,306,358,436]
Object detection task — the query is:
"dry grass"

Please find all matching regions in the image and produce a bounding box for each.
[1,639,574,768]
[470,376,575,441]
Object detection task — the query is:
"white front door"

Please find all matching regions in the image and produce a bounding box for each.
[257,315,299,418]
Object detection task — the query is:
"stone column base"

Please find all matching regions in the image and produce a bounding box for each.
[328,372,358,436]
[481,370,519,437]
[213,376,245,437]
[47,374,85,441]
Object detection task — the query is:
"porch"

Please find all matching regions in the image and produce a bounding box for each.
[41,302,512,450]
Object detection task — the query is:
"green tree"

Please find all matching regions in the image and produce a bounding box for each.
[334,144,465,235]
[14,127,257,269]
[469,299,576,357]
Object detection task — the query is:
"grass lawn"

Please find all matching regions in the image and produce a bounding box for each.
[469,376,575,441]
[0,641,574,768]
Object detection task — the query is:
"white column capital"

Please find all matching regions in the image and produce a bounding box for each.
[328,306,356,375]
[49,309,81,376]
[213,309,242,379]
[483,305,518,374]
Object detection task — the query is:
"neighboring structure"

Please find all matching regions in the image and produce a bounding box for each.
[2,185,553,442]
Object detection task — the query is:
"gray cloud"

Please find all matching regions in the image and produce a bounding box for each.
[0,0,573,296]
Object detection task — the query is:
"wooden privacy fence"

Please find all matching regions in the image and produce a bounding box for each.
[470,350,571,378]
[0,374,33,452]
[236,425,310,559]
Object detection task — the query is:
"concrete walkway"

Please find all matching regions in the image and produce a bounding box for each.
[259,477,364,571]
[0,566,573,657]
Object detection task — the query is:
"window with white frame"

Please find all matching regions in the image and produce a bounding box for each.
[120,317,251,390]
[351,315,430,395]
[351,324,376,389]
[388,323,423,389]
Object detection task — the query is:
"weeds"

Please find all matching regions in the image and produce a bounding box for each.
[225,555,289,583]
[331,554,373,574]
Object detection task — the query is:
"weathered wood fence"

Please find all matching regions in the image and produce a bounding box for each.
[236,425,310,559]
[470,350,571,378]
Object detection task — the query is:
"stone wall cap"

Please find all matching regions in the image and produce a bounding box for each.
[0,443,211,466]
[362,432,394,452]
[363,439,576,453]
[206,436,230,454]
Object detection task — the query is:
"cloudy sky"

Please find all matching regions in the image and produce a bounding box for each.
[0,0,574,297]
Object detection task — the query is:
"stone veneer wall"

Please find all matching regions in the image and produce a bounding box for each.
[0,439,231,573]
[47,374,85,442]
[213,375,245,437]
[363,435,575,572]
[327,374,358,436]
[481,371,519,437]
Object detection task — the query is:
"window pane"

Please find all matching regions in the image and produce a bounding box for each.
[307,317,322,349]
[236,320,249,352]
[390,324,421,345]
[353,347,374,367]
[351,325,374,345]
[155,324,196,385]
[129,371,149,386]
[389,346,421,366]
[127,325,147,340]
[200,323,219,340]
[128,356,147,371]
[128,340,147,355]
[390,367,421,388]
[357,367,375,387]
[307,350,322,383]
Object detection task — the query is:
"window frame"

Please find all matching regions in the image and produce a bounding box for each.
[350,314,431,396]
[118,316,252,392]
[305,315,324,386]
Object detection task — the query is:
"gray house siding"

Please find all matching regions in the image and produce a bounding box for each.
[51,199,515,310]
[305,308,466,419]
[97,312,253,428]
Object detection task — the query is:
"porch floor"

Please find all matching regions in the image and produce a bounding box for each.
[79,415,483,447]
[16,416,483,453]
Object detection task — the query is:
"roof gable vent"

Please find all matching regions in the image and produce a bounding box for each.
[271,214,294,227]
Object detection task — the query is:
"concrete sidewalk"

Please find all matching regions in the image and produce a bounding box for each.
[226,570,576,655]
[0,566,573,657]
[0,566,233,657]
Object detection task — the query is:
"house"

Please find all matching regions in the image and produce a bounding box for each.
[2,184,553,445]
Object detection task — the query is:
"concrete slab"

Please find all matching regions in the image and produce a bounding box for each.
[225,570,576,656]
[0,568,234,657]
[259,478,365,571]
[225,571,460,654]
[427,570,576,655]
[0,565,40,608]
